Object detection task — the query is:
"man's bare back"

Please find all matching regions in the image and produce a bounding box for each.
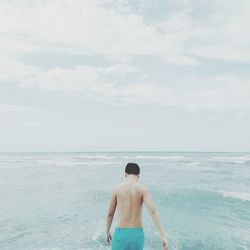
[115,181,145,227]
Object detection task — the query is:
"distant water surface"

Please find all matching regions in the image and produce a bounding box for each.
[0,152,249,250]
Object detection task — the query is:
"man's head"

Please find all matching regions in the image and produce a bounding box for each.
[125,162,140,177]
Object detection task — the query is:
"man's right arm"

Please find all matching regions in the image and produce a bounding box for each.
[143,186,169,250]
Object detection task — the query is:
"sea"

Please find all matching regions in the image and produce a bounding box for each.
[0,152,249,250]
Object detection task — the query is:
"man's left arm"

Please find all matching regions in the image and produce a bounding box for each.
[105,188,117,243]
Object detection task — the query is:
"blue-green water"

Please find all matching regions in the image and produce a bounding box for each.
[0,152,249,250]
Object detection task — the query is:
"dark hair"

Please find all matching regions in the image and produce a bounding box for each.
[125,163,140,175]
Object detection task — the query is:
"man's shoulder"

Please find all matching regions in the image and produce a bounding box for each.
[113,182,147,191]
[112,183,125,193]
[138,183,149,193]
[112,182,127,192]
[111,184,121,193]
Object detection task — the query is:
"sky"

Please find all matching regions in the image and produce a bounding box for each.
[0,0,250,152]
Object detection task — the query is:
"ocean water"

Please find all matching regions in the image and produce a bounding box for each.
[0,152,249,250]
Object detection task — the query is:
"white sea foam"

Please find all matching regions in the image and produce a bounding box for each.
[74,155,186,160]
[221,191,250,201]
[132,155,185,160]
[80,161,122,166]
[211,155,250,164]
[172,162,220,173]
[172,164,211,172]
[73,155,115,159]
[181,162,200,166]
[38,159,121,166]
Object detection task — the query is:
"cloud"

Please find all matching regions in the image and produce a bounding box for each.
[0,0,250,113]
[8,121,46,126]
[18,64,250,111]
[20,64,138,92]
[0,0,196,65]
[0,104,43,113]
[1,0,250,64]
[0,57,40,83]
[186,0,250,63]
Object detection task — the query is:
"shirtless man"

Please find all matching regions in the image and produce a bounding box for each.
[105,162,169,250]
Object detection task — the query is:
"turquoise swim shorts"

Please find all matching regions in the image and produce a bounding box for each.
[111,227,144,250]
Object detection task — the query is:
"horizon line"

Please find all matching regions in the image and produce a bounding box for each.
[0,150,249,154]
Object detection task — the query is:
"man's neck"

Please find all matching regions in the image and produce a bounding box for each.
[126,175,138,183]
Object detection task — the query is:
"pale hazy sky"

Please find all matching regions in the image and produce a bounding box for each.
[0,0,250,152]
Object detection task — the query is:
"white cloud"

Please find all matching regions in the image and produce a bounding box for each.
[0,57,40,83]
[20,64,138,92]
[8,121,46,126]
[18,64,250,111]
[0,104,43,113]
[0,0,250,112]
[187,0,250,63]
[0,0,196,65]
[1,0,250,63]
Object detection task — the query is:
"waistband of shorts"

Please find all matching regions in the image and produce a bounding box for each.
[115,227,144,231]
